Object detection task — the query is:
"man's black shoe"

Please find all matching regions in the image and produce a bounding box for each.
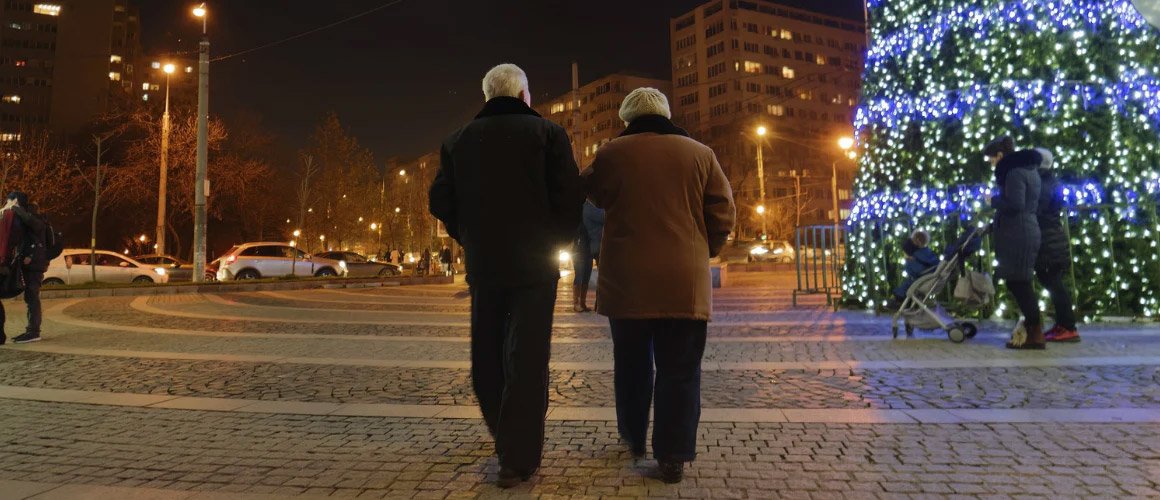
[496,467,531,489]
[0,332,6,345]
[13,332,40,344]
[658,461,683,484]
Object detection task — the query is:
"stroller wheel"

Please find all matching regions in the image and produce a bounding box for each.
[963,323,978,339]
[947,326,966,344]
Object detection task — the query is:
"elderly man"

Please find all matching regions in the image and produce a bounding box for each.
[583,88,736,484]
[429,63,583,488]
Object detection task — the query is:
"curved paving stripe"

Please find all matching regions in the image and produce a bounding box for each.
[18,330,1160,368]
[2,350,1159,409]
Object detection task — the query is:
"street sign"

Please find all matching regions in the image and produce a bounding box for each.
[1133,0,1160,28]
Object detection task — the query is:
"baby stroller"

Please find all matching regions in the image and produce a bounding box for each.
[891,225,993,343]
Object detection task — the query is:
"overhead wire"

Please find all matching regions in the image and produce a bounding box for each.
[210,0,409,63]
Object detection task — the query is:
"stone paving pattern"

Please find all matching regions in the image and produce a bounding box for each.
[1,400,1158,499]
[1,272,1158,498]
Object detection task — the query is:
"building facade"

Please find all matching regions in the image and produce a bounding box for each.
[669,0,865,237]
[0,0,142,142]
[535,72,672,168]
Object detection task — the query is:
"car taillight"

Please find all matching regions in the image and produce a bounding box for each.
[227,255,237,264]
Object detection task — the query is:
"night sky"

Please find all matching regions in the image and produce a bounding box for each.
[139,0,864,163]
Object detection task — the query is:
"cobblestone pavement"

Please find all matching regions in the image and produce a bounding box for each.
[0,271,1157,499]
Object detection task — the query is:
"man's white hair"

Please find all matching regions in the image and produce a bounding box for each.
[619,87,672,123]
[481,64,529,101]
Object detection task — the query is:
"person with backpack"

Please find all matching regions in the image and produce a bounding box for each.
[1,192,48,344]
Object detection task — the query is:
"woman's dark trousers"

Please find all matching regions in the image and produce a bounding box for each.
[610,318,708,463]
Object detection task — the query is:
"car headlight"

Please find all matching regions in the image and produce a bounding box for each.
[750,246,769,255]
[772,248,784,255]
[154,267,166,276]
[338,260,347,269]
[559,251,571,263]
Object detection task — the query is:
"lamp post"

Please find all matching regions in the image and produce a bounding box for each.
[836,137,855,236]
[192,2,209,282]
[156,63,176,257]
[754,126,768,239]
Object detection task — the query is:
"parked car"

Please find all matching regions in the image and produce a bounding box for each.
[748,240,795,263]
[134,254,194,282]
[315,251,401,277]
[215,242,347,281]
[43,249,171,285]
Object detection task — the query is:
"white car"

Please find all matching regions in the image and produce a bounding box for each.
[216,242,347,281]
[43,249,171,285]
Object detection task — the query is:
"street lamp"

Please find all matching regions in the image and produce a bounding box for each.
[398,169,406,176]
[156,63,177,257]
[834,136,856,245]
[752,125,769,239]
[191,2,210,281]
[292,229,301,238]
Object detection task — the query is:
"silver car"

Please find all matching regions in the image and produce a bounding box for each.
[43,250,171,285]
[315,251,401,278]
[134,254,194,282]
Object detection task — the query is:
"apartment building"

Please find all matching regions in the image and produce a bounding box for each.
[0,0,142,141]
[536,72,671,167]
[670,0,865,233]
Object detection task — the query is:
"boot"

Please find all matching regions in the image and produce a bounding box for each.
[572,284,584,313]
[579,282,591,312]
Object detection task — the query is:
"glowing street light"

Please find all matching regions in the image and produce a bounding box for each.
[394,207,401,214]
[192,3,207,19]
[138,234,148,243]
[752,126,768,238]
[370,223,378,231]
[292,229,301,238]
[756,205,766,215]
[838,136,855,151]
[398,169,407,176]
[756,126,768,137]
[163,63,176,75]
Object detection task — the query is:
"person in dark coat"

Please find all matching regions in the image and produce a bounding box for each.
[1,192,47,344]
[1032,149,1080,343]
[984,137,1044,349]
[439,245,453,276]
[429,63,583,488]
[583,88,736,484]
[570,201,605,312]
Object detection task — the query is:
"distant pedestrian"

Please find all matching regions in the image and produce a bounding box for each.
[583,88,736,483]
[0,192,47,344]
[440,245,453,276]
[417,248,431,277]
[985,137,1044,349]
[390,248,401,266]
[571,200,604,312]
[430,63,583,488]
[1033,149,1080,343]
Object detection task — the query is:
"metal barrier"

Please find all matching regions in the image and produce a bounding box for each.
[793,225,843,309]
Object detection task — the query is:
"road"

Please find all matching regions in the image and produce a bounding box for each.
[0,271,1157,499]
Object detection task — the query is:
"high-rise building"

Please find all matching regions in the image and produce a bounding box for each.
[670,0,865,234]
[535,72,672,167]
[138,56,197,110]
[0,0,142,142]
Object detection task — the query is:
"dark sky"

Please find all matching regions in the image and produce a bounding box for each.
[139,0,863,162]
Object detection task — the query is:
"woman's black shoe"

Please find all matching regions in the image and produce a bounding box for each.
[658,461,683,484]
[0,332,6,345]
[496,467,531,489]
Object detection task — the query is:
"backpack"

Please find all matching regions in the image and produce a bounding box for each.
[44,219,63,261]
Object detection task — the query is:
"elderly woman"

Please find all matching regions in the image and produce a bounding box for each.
[583,88,736,483]
[984,136,1044,349]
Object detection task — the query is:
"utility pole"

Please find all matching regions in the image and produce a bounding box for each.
[192,3,210,282]
[156,65,174,256]
[792,169,803,228]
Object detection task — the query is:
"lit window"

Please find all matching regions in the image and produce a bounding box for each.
[766,104,785,116]
[151,84,159,91]
[110,55,122,64]
[782,67,796,79]
[142,83,150,91]
[0,133,21,142]
[743,61,762,73]
[14,60,26,67]
[151,61,161,69]
[780,29,792,40]
[816,54,826,65]
[8,22,23,30]
[33,4,61,16]
[108,72,121,81]
[551,103,566,114]
[185,66,193,73]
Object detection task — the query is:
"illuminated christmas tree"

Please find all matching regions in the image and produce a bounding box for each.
[845,0,1160,318]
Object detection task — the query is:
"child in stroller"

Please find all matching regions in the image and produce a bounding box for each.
[891,225,991,343]
[887,230,940,309]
